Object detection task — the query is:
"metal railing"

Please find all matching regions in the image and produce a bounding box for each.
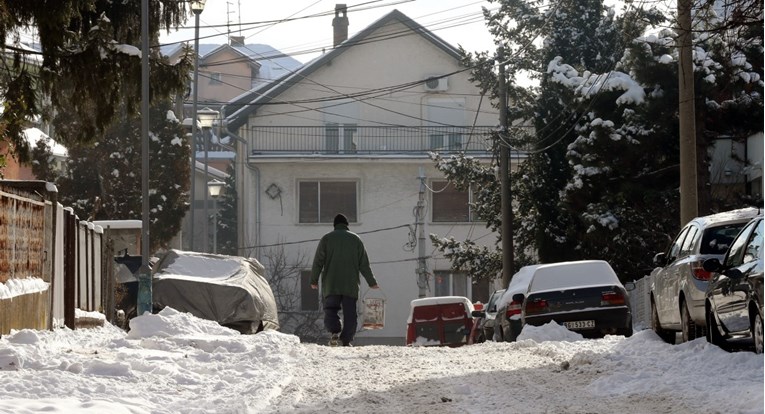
[245,126,497,155]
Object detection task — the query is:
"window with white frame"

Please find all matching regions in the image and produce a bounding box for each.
[433,270,489,303]
[325,123,357,154]
[431,180,478,222]
[298,181,357,223]
[434,270,469,297]
[209,72,222,85]
[300,270,320,311]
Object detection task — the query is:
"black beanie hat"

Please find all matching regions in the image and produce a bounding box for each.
[333,213,349,226]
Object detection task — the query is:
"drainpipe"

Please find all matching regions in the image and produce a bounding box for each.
[220,106,261,260]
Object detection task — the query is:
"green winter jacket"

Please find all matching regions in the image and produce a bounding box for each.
[310,223,377,298]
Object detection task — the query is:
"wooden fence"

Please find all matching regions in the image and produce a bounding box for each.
[0,180,115,336]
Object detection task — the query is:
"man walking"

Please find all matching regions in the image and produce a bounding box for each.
[311,213,378,346]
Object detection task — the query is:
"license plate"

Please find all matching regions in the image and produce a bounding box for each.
[563,320,595,330]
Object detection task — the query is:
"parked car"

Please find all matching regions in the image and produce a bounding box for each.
[117,250,279,334]
[517,260,633,338]
[494,265,543,342]
[406,296,475,347]
[703,215,763,353]
[469,288,505,343]
[650,207,761,344]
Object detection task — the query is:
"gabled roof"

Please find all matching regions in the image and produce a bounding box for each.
[223,9,463,131]
[201,44,262,70]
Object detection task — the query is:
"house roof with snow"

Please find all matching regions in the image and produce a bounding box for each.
[222,9,463,131]
[161,42,302,85]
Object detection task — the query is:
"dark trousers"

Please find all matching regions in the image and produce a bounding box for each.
[323,295,357,345]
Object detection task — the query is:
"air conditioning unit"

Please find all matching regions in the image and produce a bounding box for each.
[423,76,448,92]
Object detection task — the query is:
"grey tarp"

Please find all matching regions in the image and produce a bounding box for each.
[151,250,279,333]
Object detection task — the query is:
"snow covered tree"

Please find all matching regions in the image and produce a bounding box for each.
[0,1,192,169]
[549,0,763,279]
[431,0,660,280]
[32,100,190,251]
[216,164,238,256]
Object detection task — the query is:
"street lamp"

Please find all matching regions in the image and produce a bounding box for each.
[198,107,219,252]
[189,0,206,252]
[208,179,225,254]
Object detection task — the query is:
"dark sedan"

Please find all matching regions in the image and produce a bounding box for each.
[518,260,633,338]
[703,215,763,354]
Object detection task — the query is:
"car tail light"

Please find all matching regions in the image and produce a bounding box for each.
[506,300,523,318]
[691,260,712,281]
[601,291,626,306]
[525,298,549,315]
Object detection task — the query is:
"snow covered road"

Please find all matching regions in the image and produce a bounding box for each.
[0,308,761,414]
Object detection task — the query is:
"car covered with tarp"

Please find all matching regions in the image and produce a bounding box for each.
[117,250,279,334]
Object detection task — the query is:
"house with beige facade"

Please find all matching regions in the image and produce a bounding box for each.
[222,6,506,344]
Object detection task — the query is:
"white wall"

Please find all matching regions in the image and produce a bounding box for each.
[238,16,501,344]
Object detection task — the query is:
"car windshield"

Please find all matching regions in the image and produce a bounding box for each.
[700,223,748,255]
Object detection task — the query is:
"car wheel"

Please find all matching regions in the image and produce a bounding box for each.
[753,312,764,354]
[706,305,728,350]
[681,301,698,343]
[651,299,675,344]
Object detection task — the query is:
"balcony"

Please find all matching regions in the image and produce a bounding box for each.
[245,125,497,157]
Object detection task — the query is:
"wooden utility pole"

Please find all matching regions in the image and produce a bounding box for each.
[678,0,698,225]
[499,47,513,287]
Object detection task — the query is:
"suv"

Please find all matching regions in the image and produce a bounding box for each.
[650,207,761,344]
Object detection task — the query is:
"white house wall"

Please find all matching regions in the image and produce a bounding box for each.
[240,16,500,344]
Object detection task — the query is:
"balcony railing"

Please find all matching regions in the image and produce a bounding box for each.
[246,126,497,156]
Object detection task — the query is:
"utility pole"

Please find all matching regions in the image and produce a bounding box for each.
[499,47,513,287]
[137,0,152,315]
[678,0,698,225]
[416,167,428,298]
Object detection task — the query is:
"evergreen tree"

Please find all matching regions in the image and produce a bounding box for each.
[217,164,238,256]
[0,1,192,168]
[432,0,656,279]
[32,100,190,251]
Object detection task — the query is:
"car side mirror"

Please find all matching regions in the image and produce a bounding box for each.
[512,293,525,303]
[703,258,722,273]
[471,310,486,318]
[652,252,666,266]
[624,282,636,291]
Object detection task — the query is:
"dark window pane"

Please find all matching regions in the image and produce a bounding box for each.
[326,123,339,153]
[299,182,319,223]
[430,134,444,150]
[301,270,319,311]
[320,182,356,223]
[434,270,449,296]
[432,181,469,222]
[701,223,748,255]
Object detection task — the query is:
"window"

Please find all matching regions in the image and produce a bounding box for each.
[724,220,761,267]
[209,72,222,85]
[679,225,699,256]
[431,181,477,222]
[434,270,469,297]
[325,123,357,154]
[429,132,463,151]
[667,227,689,260]
[300,270,319,311]
[299,181,357,223]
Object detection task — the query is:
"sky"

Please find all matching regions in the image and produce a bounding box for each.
[159,0,499,64]
[1,307,762,413]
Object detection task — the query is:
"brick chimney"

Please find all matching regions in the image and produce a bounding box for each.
[229,36,245,47]
[332,4,349,48]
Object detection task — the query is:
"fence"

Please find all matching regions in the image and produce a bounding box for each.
[0,180,114,335]
[627,274,653,331]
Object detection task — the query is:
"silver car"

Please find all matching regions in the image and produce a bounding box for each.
[650,207,761,344]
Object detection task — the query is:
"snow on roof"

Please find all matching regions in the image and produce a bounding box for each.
[23,128,67,157]
[528,260,620,293]
[497,264,544,309]
[692,207,762,228]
